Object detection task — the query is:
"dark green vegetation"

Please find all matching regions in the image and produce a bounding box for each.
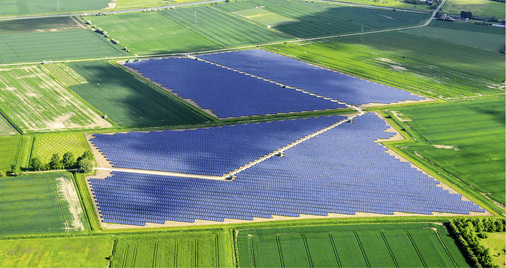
[236,223,469,267]
[217,0,430,38]
[86,12,220,55]
[384,98,505,205]
[0,0,110,16]
[0,173,86,236]
[267,31,504,98]
[448,217,505,267]
[0,17,84,34]
[110,230,233,267]
[67,61,212,127]
[0,236,114,267]
[0,136,30,172]
[0,29,127,64]
[405,21,505,52]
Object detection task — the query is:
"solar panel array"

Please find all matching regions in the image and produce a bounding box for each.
[90,114,483,226]
[124,58,345,118]
[91,115,345,176]
[200,49,424,106]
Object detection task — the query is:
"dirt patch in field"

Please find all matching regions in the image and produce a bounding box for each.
[360,96,434,108]
[105,0,117,9]
[433,144,459,151]
[391,111,411,122]
[56,177,85,232]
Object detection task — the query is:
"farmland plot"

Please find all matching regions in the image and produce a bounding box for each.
[0,173,86,236]
[236,223,468,267]
[0,117,15,136]
[0,0,112,16]
[0,135,30,170]
[32,133,91,163]
[0,66,111,133]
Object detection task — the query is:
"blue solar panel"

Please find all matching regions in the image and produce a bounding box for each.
[200,49,425,106]
[89,113,484,225]
[91,115,345,176]
[125,58,345,118]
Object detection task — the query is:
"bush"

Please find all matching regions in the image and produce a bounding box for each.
[62,152,75,169]
[29,157,43,171]
[78,158,93,173]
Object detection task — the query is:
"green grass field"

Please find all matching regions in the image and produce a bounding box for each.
[0,236,113,267]
[0,136,31,170]
[0,29,127,64]
[319,0,434,11]
[481,232,506,267]
[161,6,289,47]
[0,65,112,133]
[233,8,298,26]
[67,61,212,127]
[386,98,505,205]
[87,12,220,55]
[217,0,430,38]
[236,223,468,267]
[115,0,202,9]
[0,173,86,236]
[404,21,505,52]
[32,133,91,164]
[267,31,504,98]
[0,0,111,16]
[442,0,505,19]
[110,230,233,267]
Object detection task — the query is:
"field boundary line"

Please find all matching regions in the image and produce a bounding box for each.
[352,231,371,268]
[275,235,285,268]
[328,233,342,267]
[404,230,428,268]
[380,231,399,267]
[431,228,459,267]
[299,233,314,268]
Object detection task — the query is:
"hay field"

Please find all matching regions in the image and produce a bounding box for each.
[0,65,111,133]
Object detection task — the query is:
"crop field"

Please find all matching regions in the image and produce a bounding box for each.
[0,29,127,64]
[0,136,30,170]
[404,23,505,52]
[0,117,15,136]
[0,173,86,236]
[87,12,220,55]
[68,61,211,127]
[313,0,433,11]
[32,133,91,163]
[0,17,84,34]
[442,0,505,19]
[115,0,202,9]
[216,0,430,38]
[110,230,233,267]
[233,8,298,26]
[0,0,111,16]
[267,31,504,98]
[0,236,113,267]
[0,65,111,133]
[387,98,505,205]
[161,7,289,47]
[236,223,468,267]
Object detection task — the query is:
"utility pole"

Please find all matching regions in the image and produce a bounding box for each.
[57,0,60,10]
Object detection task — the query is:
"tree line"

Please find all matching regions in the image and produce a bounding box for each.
[29,151,95,173]
[448,217,505,268]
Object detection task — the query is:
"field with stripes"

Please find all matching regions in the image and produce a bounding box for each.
[236,223,468,268]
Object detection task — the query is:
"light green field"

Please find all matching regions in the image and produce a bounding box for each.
[0,136,31,170]
[0,117,15,136]
[88,12,220,55]
[481,232,506,267]
[404,25,505,52]
[267,31,504,98]
[0,29,127,64]
[0,173,86,236]
[68,61,212,127]
[0,0,111,16]
[0,65,112,133]
[0,17,84,34]
[234,8,298,26]
[0,236,113,267]
[161,6,289,46]
[32,133,91,164]
[442,0,505,19]
[236,223,468,267]
[115,0,200,9]
[387,98,505,205]
[217,0,430,38]
[320,0,434,11]
[111,230,233,267]
[42,63,89,87]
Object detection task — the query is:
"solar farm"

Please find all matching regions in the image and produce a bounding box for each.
[0,0,504,266]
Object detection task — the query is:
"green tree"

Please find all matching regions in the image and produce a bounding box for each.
[10,164,19,175]
[50,153,62,170]
[78,158,93,173]
[82,150,94,161]
[29,157,43,171]
[62,152,75,169]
